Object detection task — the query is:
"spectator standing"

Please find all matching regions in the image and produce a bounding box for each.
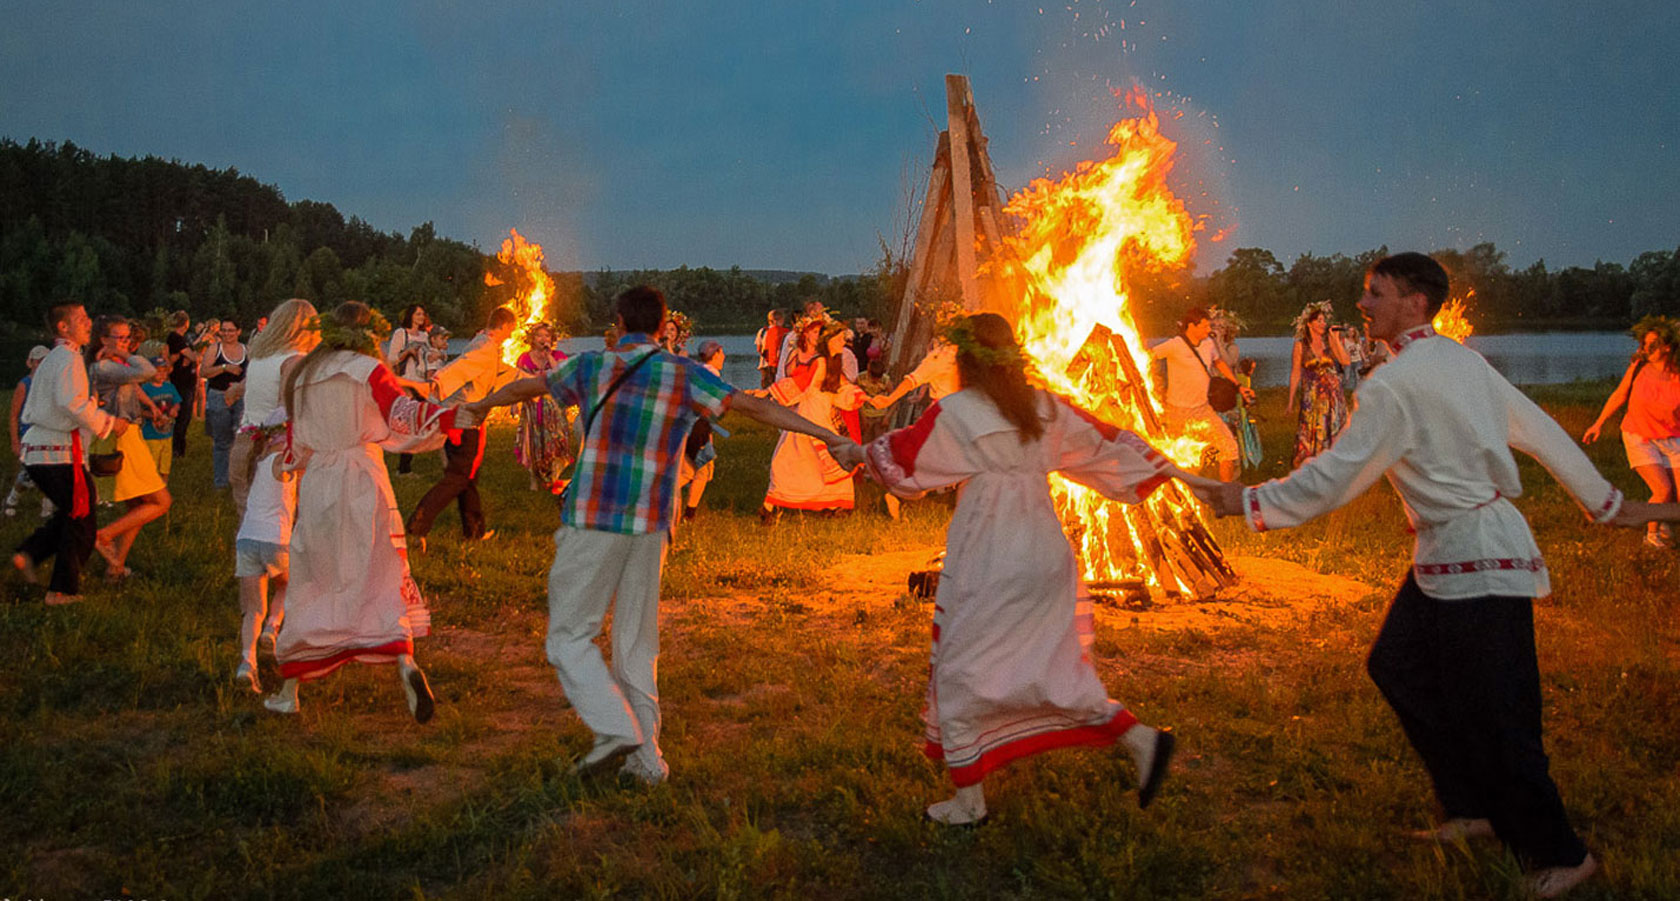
[139,355,181,483]
[756,309,788,389]
[202,321,248,489]
[11,302,128,604]
[164,312,202,458]
[385,304,432,477]
[5,345,54,518]
[1148,307,1253,481]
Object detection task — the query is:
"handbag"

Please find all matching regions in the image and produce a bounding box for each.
[1182,336,1239,413]
[89,451,124,477]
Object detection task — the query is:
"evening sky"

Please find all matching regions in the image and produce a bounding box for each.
[2,0,1675,274]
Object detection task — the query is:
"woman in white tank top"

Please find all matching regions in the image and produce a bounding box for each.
[228,301,319,519]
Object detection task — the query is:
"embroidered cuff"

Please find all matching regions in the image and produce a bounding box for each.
[1243,485,1268,533]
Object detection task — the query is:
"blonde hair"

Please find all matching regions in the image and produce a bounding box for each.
[249,299,321,360]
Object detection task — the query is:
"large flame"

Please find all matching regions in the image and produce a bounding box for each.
[483,228,561,366]
[999,88,1214,589]
[1431,290,1475,343]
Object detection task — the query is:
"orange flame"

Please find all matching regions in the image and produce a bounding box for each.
[1431,290,1475,343]
[492,229,562,367]
[1000,88,1212,589]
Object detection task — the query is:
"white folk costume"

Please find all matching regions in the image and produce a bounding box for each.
[1241,324,1620,871]
[764,356,865,511]
[276,351,458,682]
[1243,326,1622,596]
[865,387,1174,786]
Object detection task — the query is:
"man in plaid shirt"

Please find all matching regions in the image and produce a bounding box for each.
[467,285,857,785]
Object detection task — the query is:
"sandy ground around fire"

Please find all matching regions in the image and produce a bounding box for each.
[783,546,1382,633]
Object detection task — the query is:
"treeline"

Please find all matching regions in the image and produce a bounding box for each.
[6,138,1677,342]
[0,138,489,333]
[1130,242,1680,336]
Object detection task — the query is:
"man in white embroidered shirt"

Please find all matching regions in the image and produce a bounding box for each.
[1202,253,1672,899]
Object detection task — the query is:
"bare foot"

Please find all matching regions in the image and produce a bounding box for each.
[44,591,81,606]
[11,552,39,584]
[1409,817,1496,843]
[1528,853,1598,899]
[93,534,123,571]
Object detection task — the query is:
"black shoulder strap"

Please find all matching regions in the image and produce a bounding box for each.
[580,348,660,438]
[1180,334,1214,375]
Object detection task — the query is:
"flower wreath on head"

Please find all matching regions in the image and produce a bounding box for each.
[937,316,1027,369]
[306,308,392,358]
[1291,300,1337,339]
[1209,306,1247,336]
[1630,314,1680,349]
[665,310,694,349]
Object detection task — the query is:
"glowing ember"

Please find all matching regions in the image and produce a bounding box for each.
[483,228,562,366]
[999,87,1226,594]
[1432,290,1475,343]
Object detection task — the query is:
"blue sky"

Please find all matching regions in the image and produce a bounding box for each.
[2,1,1675,274]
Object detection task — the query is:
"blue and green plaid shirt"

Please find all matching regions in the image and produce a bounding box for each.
[547,335,734,535]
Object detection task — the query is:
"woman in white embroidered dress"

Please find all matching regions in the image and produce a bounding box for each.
[846,313,1218,825]
[758,319,864,521]
[262,302,465,721]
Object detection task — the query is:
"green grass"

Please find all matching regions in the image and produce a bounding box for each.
[1,381,1676,899]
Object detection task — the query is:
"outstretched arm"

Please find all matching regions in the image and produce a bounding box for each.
[1584,360,1639,443]
[729,389,852,453]
[463,376,551,419]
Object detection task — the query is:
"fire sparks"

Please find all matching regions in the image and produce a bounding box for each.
[483,229,561,366]
[1432,290,1475,343]
[998,88,1229,595]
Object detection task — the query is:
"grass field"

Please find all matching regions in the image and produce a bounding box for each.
[2,381,1677,899]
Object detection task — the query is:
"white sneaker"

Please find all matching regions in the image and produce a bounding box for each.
[570,735,640,778]
[263,685,299,714]
[399,658,435,724]
[235,661,261,694]
[619,754,669,786]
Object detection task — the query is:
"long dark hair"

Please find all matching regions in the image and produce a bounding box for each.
[953,313,1043,443]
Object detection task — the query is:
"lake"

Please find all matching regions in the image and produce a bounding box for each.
[0,330,1634,392]
[557,331,1639,391]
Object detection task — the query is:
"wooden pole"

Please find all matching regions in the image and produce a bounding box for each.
[945,74,981,311]
[888,136,951,375]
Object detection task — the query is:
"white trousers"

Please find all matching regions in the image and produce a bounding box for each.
[547,526,668,773]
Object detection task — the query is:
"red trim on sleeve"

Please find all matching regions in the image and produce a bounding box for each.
[886,402,945,479]
[1135,472,1170,500]
[367,364,405,418]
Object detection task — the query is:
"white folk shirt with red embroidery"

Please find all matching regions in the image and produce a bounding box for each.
[1242,325,1622,600]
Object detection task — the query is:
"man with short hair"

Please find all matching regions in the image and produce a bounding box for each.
[755,309,788,389]
[1203,252,1675,899]
[465,285,856,785]
[1150,306,1252,481]
[12,302,130,604]
[404,306,519,546]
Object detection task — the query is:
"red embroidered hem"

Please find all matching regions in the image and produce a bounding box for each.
[278,639,414,681]
[765,497,855,511]
[925,708,1141,787]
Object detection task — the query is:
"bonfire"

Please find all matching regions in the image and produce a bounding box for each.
[998,87,1234,600]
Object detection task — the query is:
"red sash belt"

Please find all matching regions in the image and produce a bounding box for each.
[70,430,89,517]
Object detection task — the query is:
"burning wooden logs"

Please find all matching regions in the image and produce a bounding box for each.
[1057,323,1237,601]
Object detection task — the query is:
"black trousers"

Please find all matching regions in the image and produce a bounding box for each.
[405,429,485,539]
[17,463,98,596]
[171,378,197,456]
[1366,573,1588,869]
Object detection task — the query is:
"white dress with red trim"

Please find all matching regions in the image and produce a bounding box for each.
[276,351,457,681]
[763,356,865,511]
[864,387,1173,787]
